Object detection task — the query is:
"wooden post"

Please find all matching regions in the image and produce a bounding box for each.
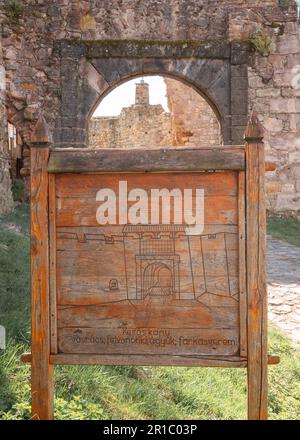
[30,115,54,420]
[245,112,268,420]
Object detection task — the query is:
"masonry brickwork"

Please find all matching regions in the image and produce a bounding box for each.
[89,79,221,149]
[165,78,221,146]
[0,32,14,215]
[89,80,174,149]
[0,1,299,216]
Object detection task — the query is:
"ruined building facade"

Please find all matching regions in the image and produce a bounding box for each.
[0,1,300,216]
[89,79,221,149]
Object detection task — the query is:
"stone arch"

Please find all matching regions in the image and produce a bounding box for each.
[55,41,249,148]
[87,72,223,130]
[88,72,223,149]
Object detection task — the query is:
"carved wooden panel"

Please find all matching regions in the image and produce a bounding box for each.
[51,172,245,359]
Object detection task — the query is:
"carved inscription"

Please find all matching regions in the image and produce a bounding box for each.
[54,172,241,357]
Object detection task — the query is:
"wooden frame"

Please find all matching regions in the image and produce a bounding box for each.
[28,114,272,420]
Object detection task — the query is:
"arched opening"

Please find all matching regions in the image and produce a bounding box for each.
[143,262,173,299]
[88,75,222,149]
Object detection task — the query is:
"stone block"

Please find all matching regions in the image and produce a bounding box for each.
[276,193,300,211]
[263,117,283,133]
[289,151,300,163]
[256,88,281,98]
[277,35,300,55]
[266,181,281,194]
[282,183,295,193]
[270,97,300,113]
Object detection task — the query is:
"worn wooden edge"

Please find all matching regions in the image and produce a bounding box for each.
[30,146,54,420]
[244,112,264,142]
[31,114,53,146]
[48,147,246,173]
[20,353,280,366]
[246,140,268,420]
[49,174,58,354]
[238,171,247,357]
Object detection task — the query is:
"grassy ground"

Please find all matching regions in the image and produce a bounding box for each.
[0,205,299,420]
[267,216,300,246]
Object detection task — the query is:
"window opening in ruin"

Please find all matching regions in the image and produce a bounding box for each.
[89,75,222,149]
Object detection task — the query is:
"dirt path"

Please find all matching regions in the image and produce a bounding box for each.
[268,236,300,343]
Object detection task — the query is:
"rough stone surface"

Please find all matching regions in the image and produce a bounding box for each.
[89,79,220,148]
[0,32,14,215]
[0,0,299,215]
[268,236,300,343]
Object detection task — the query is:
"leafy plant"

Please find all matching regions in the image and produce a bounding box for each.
[5,0,24,24]
[278,0,296,8]
[248,31,272,55]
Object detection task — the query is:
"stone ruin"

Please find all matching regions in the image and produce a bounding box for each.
[89,78,221,149]
[0,0,299,217]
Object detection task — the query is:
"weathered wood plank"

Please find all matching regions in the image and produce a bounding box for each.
[55,172,238,197]
[48,147,246,173]
[58,327,239,356]
[245,114,268,420]
[57,302,239,329]
[30,144,53,420]
[20,353,280,366]
[238,172,247,357]
[50,354,247,368]
[56,197,238,227]
[55,173,238,227]
[49,174,57,354]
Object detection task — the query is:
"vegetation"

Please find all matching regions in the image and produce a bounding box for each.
[268,216,300,246]
[278,0,297,8]
[0,205,299,420]
[11,179,24,203]
[4,0,24,24]
[248,30,272,55]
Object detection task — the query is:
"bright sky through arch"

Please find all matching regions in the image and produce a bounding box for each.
[93,76,169,117]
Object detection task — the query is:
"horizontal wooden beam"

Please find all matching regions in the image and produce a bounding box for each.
[20,353,281,367]
[48,147,246,174]
[49,354,247,368]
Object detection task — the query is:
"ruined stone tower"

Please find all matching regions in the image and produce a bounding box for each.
[135,79,149,106]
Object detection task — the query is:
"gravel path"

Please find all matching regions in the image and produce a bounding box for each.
[267,236,300,343]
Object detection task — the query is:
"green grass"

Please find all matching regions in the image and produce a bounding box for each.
[268,216,300,246]
[0,205,299,420]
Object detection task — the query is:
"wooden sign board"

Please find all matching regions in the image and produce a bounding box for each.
[29,116,270,420]
[53,171,244,359]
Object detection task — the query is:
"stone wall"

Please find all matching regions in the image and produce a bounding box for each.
[225,3,300,216]
[89,79,221,148]
[0,32,14,215]
[89,105,174,149]
[0,0,299,215]
[165,78,221,146]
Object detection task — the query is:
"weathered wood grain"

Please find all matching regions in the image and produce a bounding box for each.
[58,327,239,356]
[30,145,53,420]
[20,353,280,366]
[48,147,246,173]
[55,173,238,227]
[238,172,247,357]
[57,302,239,329]
[49,174,57,354]
[55,172,238,197]
[50,354,248,368]
[245,116,268,420]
